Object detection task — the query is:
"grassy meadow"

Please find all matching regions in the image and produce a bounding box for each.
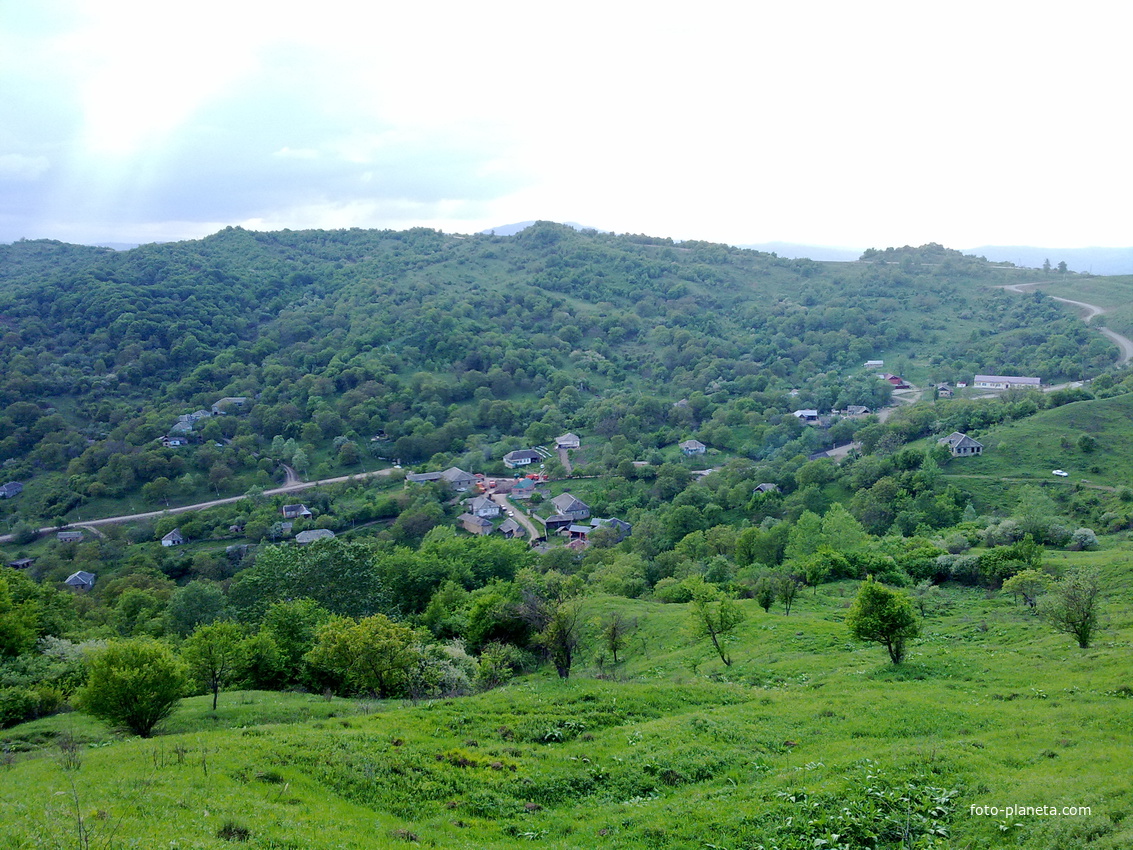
[3,546,1132,849]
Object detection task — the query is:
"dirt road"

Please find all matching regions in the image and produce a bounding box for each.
[1002,281,1133,366]
[0,466,397,544]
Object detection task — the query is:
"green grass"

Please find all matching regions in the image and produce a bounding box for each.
[3,554,1132,848]
[941,393,1133,504]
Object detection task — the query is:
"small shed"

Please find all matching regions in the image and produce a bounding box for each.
[65,571,96,591]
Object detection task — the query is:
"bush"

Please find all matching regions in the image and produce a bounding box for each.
[1068,528,1099,551]
[76,638,187,737]
[0,687,38,728]
[475,642,534,690]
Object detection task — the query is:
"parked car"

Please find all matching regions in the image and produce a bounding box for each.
[1052,469,1069,477]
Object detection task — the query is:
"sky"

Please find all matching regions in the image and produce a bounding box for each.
[1,1,1129,251]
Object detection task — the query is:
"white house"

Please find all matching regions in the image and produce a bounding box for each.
[679,439,707,456]
[161,529,185,547]
[973,374,1041,390]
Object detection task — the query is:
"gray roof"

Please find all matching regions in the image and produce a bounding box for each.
[295,529,335,544]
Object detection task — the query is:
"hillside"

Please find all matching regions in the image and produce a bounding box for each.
[3,544,1130,849]
[0,226,1117,526]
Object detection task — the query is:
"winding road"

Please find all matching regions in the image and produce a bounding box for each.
[1002,281,1133,366]
[0,466,398,545]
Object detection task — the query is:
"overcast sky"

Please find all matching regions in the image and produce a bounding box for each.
[2,2,1128,250]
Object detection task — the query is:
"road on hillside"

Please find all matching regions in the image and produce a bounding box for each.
[1002,281,1133,366]
[491,492,541,542]
[0,466,398,544]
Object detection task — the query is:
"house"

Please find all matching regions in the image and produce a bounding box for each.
[973,374,1041,390]
[503,449,543,469]
[865,360,884,369]
[161,435,188,448]
[498,518,522,538]
[568,523,593,540]
[282,504,313,519]
[64,571,96,591]
[550,493,590,520]
[0,482,24,499]
[556,433,581,450]
[754,483,780,494]
[468,495,501,518]
[510,478,537,499]
[792,409,819,423]
[406,471,445,484]
[540,493,591,532]
[459,513,493,535]
[56,530,83,543]
[883,374,911,389]
[296,529,335,545]
[441,467,477,491]
[936,384,954,398]
[843,405,872,417]
[939,432,984,457]
[589,517,632,542]
[7,558,34,569]
[679,439,707,456]
[211,397,248,415]
[161,529,185,547]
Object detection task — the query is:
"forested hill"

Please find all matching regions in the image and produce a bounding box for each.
[0,223,1116,520]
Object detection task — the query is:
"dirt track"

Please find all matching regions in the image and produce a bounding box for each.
[1002,281,1133,366]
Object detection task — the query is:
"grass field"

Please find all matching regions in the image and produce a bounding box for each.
[3,545,1131,849]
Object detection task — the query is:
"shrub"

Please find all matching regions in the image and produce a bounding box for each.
[76,638,187,737]
[1068,528,1099,551]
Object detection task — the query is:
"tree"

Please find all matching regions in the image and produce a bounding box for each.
[846,578,920,664]
[686,578,744,666]
[775,571,803,616]
[76,638,187,736]
[181,621,243,710]
[305,614,421,698]
[1001,569,1052,610]
[517,571,585,678]
[1040,568,1102,648]
[165,580,227,637]
[599,610,638,666]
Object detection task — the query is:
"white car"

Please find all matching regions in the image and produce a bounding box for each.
[1052,469,1069,477]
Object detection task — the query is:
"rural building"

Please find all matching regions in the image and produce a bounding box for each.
[792,409,819,423]
[7,558,34,569]
[282,504,312,519]
[973,374,1042,390]
[161,529,185,547]
[458,513,493,535]
[56,530,83,543]
[503,449,543,468]
[296,529,335,544]
[865,360,884,369]
[468,495,501,518]
[754,483,780,494]
[883,374,911,389]
[843,405,872,417]
[0,482,24,498]
[556,433,581,449]
[498,518,522,538]
[64,571,96,591]
[680,439,707,456]
[939,432,984,457]
[211,397,248,415]
[936,384,954,398]
[441,467,477,490]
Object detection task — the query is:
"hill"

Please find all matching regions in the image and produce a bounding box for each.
[0,226,1118,526]
[3,546,1131,849]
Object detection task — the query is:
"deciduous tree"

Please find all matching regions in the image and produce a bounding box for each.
[77,638,187,736]
[847,578,919,664]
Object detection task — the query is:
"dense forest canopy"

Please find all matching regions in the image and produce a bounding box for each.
[0,224,1110,526]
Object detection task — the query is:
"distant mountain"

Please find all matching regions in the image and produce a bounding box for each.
[962,246,1133,276]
